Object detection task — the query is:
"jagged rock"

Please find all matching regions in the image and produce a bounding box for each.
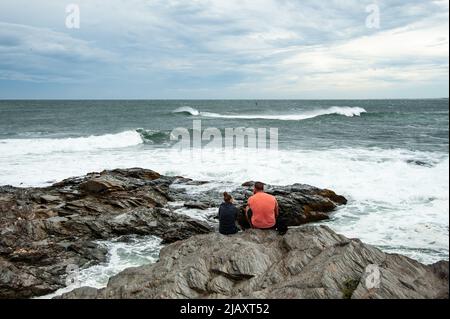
[59,226,449,299]
[0,168,211,299]
[0,168,347,299]
[170,182,348,226]
[238,183,347,226]
[39,195,61,203]
[79,176,125,194]
[184,201,211,210]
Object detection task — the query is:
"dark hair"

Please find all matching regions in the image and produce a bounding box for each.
[223,192,233,203]
[254,182,265,191]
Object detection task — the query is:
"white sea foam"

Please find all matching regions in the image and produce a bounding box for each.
[0,130,143,156]
[37,235,161,299]
[0,143,448,264]
[173,106,367,120]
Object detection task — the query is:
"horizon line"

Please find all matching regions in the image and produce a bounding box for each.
[0,97,448,101]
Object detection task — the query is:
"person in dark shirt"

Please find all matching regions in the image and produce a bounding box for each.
[218,192,239,235]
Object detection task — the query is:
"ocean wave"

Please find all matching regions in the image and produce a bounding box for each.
[172,106,201,116]
[172,106,367,121]
[136,128,172,145]
[0,130,143,156]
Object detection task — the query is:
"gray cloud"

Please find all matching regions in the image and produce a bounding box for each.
[0,0,448,98]
[0,22,117,82]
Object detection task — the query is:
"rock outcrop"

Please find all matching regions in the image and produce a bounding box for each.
[235,183,347,227]
[170,181,348,227]
[0,168,347,299]
[59,226,449,299]
[0,169,211,298]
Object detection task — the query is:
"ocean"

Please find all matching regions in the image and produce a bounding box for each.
[0,99,448,295]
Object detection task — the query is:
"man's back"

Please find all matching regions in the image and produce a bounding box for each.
[248,192,278,229]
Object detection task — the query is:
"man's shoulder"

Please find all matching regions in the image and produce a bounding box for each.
[249,192,276,201]
[262,192,277,202]
[260,192,274,197]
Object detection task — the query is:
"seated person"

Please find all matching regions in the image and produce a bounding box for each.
[218,192,239,235]
[246,182,279,229]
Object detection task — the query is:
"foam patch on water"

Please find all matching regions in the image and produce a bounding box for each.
[37,235,162,299]
[169,202,218,223]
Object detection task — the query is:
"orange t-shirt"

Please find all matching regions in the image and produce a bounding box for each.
[248,192,278,229]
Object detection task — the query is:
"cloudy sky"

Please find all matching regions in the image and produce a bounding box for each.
[0,0,448,99]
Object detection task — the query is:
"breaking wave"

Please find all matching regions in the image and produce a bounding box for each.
[0,131,144,156]
[172,106,367,121]
[136,129,172,145]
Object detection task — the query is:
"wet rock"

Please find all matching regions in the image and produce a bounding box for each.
[170,182,348,227]
[39,195,61,203]
[80,176,125,194]
[239,184,346,226]
[406,159,433,167]
[0,169,212,299]
[241,181,255,187]
[0,168,347,299]
[184,201,211,210]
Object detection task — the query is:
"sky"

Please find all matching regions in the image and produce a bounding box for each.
[0,0,448,99]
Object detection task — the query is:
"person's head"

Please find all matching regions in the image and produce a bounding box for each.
[253,182,265,194]
[223,192,233,203]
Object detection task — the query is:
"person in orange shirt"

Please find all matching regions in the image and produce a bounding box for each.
[245,182,279,229]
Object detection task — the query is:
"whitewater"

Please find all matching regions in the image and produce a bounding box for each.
[172,106,367,120]
[0,133,447,265]
[0,100,448,296]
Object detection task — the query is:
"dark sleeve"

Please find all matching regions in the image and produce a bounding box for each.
[218,205,222,219]
[233,206,239,220]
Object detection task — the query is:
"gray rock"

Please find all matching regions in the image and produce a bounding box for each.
[0,168,211,299]
[0,168,348,299]
[39,195,61,203]
[59,226,449,299]
[184,201,211,210]
[170,182,348,227]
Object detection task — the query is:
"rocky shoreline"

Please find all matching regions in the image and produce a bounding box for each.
[59,226,449,299]
[0,168,447,299]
